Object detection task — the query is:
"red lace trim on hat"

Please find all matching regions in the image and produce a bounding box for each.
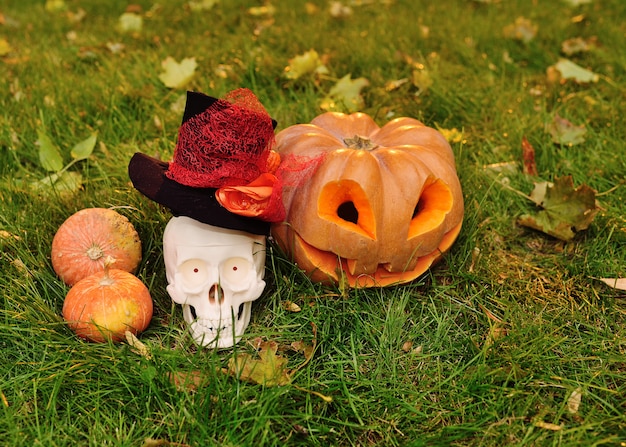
[166,88,275,188]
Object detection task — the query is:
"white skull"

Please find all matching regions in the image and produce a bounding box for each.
[163,216,267,349]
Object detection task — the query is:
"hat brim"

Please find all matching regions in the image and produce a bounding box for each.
[128,152,270,235]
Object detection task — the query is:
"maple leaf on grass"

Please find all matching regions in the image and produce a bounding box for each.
[320,74,369,113]
[228,327,319,388]
[518,176,599,241]
[167,324,332,401]
[284,49,329,81]
[228,339,291,387]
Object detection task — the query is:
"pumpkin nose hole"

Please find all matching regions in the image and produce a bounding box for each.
[337,201,359,224]
[408,178,454,239]
[412,199,425,218]
[208,284,224,305]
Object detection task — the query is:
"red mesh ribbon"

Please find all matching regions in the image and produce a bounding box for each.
[274,153,327,215]
[166,88,275,188]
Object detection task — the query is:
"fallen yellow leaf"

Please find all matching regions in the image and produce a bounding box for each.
[534,420,563,431]
[0,38,11,56]
[567,388,583,414]
[158,57,198,89]
[283,300,302,312]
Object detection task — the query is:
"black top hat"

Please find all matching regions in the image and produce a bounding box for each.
[128,89,282,235]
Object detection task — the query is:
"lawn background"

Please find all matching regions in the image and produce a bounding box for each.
[1,0,625,445]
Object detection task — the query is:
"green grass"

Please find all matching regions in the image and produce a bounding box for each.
[1,0,626,445]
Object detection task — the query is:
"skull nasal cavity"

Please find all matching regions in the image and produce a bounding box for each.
[337,201,359,224]
[208,284,224,304]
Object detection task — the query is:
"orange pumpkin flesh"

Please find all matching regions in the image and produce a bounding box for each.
[62,267,153,343]
[52,208,142,286]
[272,112,464,287]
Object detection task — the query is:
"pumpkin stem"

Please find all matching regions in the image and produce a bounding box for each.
[100,256,117,286]
[343,135,378,151]
[86,243,105,261]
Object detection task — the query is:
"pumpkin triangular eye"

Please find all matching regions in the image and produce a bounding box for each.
[318,180,376,239]
[408,178,453,239]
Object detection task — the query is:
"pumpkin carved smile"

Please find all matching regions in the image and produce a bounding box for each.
[271,112,464,287]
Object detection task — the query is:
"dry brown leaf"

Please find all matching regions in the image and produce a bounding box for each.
[283,300,302,312]
[518,176,599,241]
[385,78,409,92]
[549,59,599,84]
[598,278,626,291]
[291,340,314,360]
[117,12,143,33]
[411,68,433,94]
[0,38,11,56]
[521,136,538,176]
[168,370,214,392]
[305,3,319,14]
[188,0,219,12]
[503,17,538,43]
[567,388,583,414]
[534,420,563,431]
[329,1,353,18]
[546,114,586,146]
[125,331,152,360]
[228,340,291,386]
[0,230,20,241]
[561,36,597,55]
[168,325,329,400]
[248,5,275,16]
[142,438,191,447]
[483,161,519,175]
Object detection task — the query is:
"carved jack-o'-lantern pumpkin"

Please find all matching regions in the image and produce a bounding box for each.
[271,112,464,287]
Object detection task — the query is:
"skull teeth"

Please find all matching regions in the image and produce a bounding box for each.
[196,319,230,332]
[188,304,245,323]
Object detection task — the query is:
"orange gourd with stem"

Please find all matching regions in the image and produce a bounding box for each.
[51,208,142,286]
[62,257,153,343]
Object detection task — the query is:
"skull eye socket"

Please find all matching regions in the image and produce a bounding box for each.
[220,257,251,284]
[179,259,209,287]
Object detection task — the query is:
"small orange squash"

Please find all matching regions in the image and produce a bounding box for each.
[272,112,464,287]
[51,208,142,286]
[62,263,153,343]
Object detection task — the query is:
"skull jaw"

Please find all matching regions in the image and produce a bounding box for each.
[182,303,252,349]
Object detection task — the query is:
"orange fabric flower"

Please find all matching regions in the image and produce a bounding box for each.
[216,173,284,221]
